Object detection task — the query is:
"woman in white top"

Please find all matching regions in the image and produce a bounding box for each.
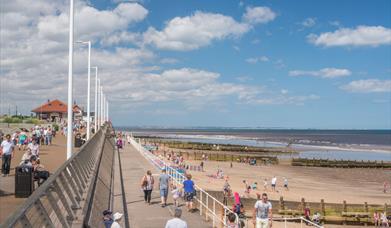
[141,170,154,204]
[381,212,389,227]
[28,140,40,157]
[111,212,123,228]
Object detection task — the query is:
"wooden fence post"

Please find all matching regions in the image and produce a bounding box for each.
[343,200,347,213]
[279,196,285,211]
[321,199,325,216]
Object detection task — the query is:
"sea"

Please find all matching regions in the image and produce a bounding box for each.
[116,128,391,161]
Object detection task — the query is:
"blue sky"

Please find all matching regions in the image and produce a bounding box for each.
[1,0,390,129]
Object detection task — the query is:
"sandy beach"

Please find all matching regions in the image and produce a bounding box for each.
[185,159,391,205]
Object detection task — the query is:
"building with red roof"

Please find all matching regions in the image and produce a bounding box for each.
[31,99,83,122]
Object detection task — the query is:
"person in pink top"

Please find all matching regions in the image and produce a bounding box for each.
[374,211,380,228]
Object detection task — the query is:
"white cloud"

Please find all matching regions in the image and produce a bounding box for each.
[301,17,316,27]
[143,6,276,51]
[246,56,269,64]
[289,68,351,78]
[247,94,319,105]
[341,79,391,93]
[242,6,276,25]
[143,11,250,51]
[106,68,261,104]
[100,31,142,46]
[36,3,148,43]
[0,0,150,115]
[308,26,391,47]
[0,0,315,117]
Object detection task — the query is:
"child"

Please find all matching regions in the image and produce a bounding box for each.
[226,212,239,228]
[251,182,258,190]
[171,185,180,207]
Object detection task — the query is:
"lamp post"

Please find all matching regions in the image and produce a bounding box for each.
[76,40,91,140]
[66,0,74,159]
[97,79,101,129]
[99,86,104,126]
[92,66,98,133]
[106,101,110,121]
[103,95,106,124]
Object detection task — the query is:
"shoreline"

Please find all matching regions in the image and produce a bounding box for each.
[132,133,391,162]
[129,131,391,153]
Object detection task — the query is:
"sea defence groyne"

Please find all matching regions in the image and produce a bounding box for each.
[292,158,391,168]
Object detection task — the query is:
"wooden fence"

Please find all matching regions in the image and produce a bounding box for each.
[292,158,391,168]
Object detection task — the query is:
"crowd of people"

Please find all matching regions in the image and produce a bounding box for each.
[97,138,390,228]
[0,125,54,186]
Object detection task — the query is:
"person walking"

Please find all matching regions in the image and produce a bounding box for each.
[253,193,273,228]
[159,169,170,207]
[271,176,277,192]
[165,208,188,228]
[223,179,232,206]
[183,174,195,212]
[141,170,154,204]
[1,134,15,176]
[28,139,40,157]
[283,177,289,191]
[111,212,123,228]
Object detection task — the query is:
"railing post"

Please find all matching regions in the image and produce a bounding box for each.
[200,191,203,216]
[35,200,55,228]
[213,200,216,228]
[205,194,208,221]
[47,190,70,228]
[53,180,75,221]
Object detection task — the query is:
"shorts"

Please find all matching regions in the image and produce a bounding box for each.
[284,184,288,187]
[160,188,168,198]
[19,140,25,145]
[184,192,194,202]
[256,218,269,228]
[271,184,276,188]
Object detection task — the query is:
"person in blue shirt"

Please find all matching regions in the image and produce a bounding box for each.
[102,210,113,228]
[183,174,195,212]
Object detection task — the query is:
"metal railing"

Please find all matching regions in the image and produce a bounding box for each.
[1,125,110,228]
[272,217,324,228]
[130,138,239,227]
[240,216,324,228]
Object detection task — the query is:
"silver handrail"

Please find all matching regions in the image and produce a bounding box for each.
[272,216,324,228]
[130,138,239,227]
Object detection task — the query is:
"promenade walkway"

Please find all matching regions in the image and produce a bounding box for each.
[0,134,67,222]
[119,143,212,228]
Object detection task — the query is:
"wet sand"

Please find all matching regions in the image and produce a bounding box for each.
[0,134,68,222]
